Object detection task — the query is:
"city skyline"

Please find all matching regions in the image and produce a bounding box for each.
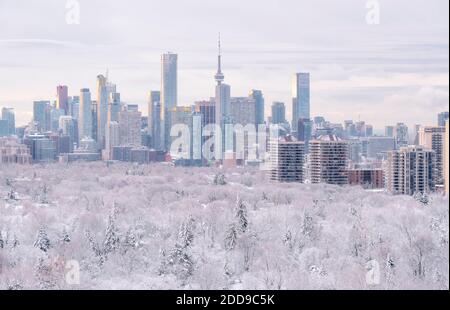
[0,0,448,129]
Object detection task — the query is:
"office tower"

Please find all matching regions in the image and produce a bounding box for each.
[33,101,50,132]
[310,134,349,185]
[105,121,120,160]
[56,85,69,115]
[148,91,161,147]
[413,124,421,145]
[195,100,215,150]
[118,106,142,146]
[271,102,286,125]
[445,120,449,195]
[161,53,178,151]
[214,37,231,157]
[96,75,109,148]
[79,88,92,139]
[249,90,264,126]
[438,111,449,127]
[385,126,394,138]
[347,139,362,163]
[195,100,216,127]
[59,116,77,151]
[91,101,98,142]
[419,126,446,185]
[355,121,366,137]
[269,135,305,183]
[362,136,396,159]
[23,134,56,163]
[394,123,409,147]
[69,96,80,119]
[50,109,65,132]
[297,118,312,153]
[365,124,374,137]
[108,92,121,123]
[1,107,15,135]
[167,106,194,159]
[230,97,256,125]
[345,120,357,138]
[386,146,436,195]
[292,72,310,132]
[0,120,8,136]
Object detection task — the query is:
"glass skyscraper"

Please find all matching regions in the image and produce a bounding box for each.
[292,72,310,132]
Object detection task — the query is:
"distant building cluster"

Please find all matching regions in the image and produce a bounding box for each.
[1,39,449,197]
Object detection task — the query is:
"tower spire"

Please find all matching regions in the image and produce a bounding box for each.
[215,32,224,84]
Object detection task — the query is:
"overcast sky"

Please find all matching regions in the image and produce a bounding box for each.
[0,0,448,130]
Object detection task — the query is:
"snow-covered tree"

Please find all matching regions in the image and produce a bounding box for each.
[33,227,51,253]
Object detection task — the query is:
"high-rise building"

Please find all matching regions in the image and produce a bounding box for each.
[105,121,120,160]
[292,72,310,132]
[271,102,286,125]
[297,118,312,153]
[56,85,69,115]
[91,101,98,142]
[118,106,142,146]
[33,101,50,132]
[413,124,422,145]
[385,146,436,195]
[161,53,178,151]
[365,124,374,137]
[59,116,78,151]
[79,88,92,139]
[269,135,305,183]
[69,96,80,120]
[249,90,264,126]
[148,91,161,148]
[438,111,449,127]
[445,120,449,195]
[230,97,256,126]
[385,126,395,138]
[96,75,109,148]
[1,107,15,135]
[361,136,396,159]
[394,123,409,147]
[310,134,349,185]
[23,134,56,163]
[419,126,446,185]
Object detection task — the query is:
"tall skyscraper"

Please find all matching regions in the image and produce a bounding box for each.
[148,91,161,148]
[161,53,178,151]
[118,105,142,146]
[445,120,449,195]
[386,146,436,195]
[249,90,264,126]
[59,116,77,152]
[385,126,395,138]
[95,75,116,149]
[269,135,305,183]
[310,134,349,185]
[33,101,50,132]
[394,123,409,147]
[56,85,69,115]
[214,36,231,157]
[292,72,310,132]
[297,118,313,153]
[419,126,446,185]
[271,102,286,125]
[1,108,15,135]
[438,111,449,127]
[79,88,92,139]
[105,121,120,160]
